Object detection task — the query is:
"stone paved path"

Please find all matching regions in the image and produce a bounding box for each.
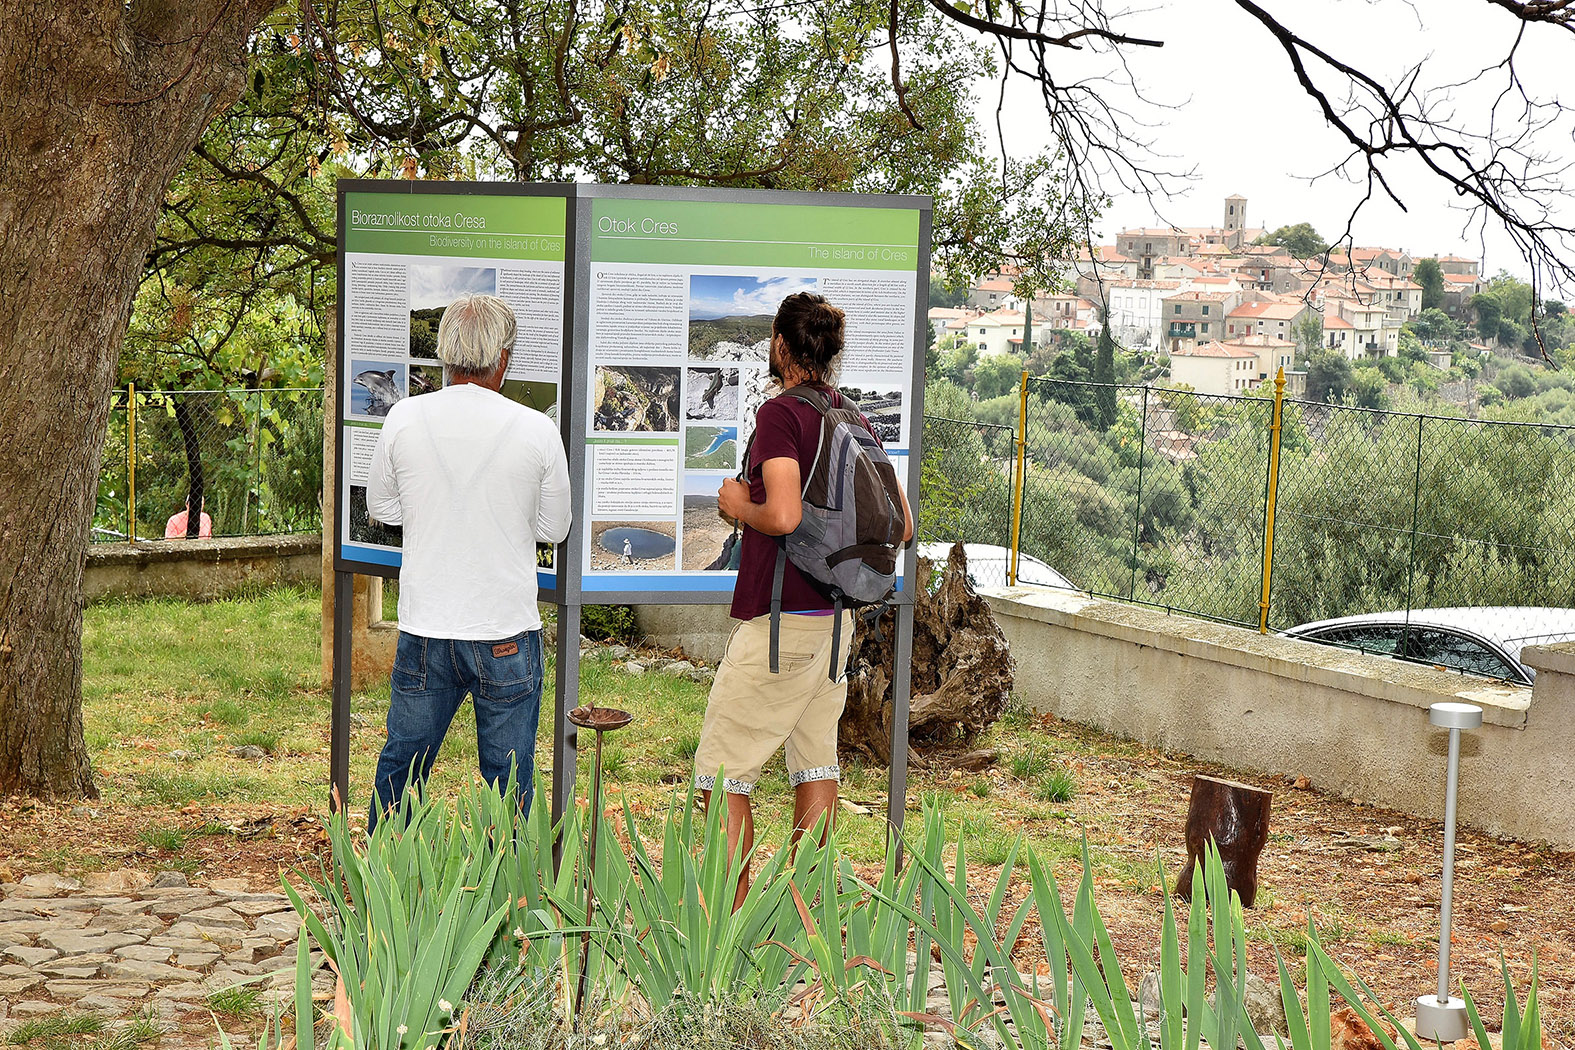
[0,870,332,1044]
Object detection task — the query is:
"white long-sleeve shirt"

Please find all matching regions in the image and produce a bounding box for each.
[366,383,571,639]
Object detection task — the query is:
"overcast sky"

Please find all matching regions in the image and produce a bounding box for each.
[977,0,1573,280]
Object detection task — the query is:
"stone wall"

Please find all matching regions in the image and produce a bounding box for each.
[983,587,1573,850]
[84,535,321,603]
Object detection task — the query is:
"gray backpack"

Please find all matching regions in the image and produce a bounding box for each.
[744,386,906,680]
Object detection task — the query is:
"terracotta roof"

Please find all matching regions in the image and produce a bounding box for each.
[1163,290,1232,303]
[1443,273,1481,284]
[1119,227,1188,238]
[976,308,1025,325]
[1175,340,1260,359]
[1108,279,1183,290]
[1229,300,1306,320]
[928,307,974,320]
[974,278,1016,293]
[1220,335,1295,349]
[1323,316,1354,329]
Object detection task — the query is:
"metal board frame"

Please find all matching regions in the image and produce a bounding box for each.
[330,179,575,809]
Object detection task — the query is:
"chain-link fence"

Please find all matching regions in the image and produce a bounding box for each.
[93,388,325,542]
[933,377,1575,646]
[918,415,1017,549]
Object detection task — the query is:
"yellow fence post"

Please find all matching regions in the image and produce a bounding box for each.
[1010,371,1028,586]
[126,382,137,543]
[1258,368,1286,633]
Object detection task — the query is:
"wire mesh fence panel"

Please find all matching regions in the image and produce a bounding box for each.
[253,388,326,535]
[93,395,131,543]
[1017,379,1141,598]
[1407,416,1575,629]
[119,388,324,541]
[1136,388,1273,627]
[1264,400,1427,630]
[918,415,1016,550]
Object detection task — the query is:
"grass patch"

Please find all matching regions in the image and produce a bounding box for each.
[90,1012,164,1050]
[138,826,185,852]
[670,732,700,762]
[1035,767,1078,803]
[5,1015,107,1045]
[1008,743,1053,781]
[231,728,281,754]
[197,699,250,727]
[1246,924,1312,956]
[1368,928,1413,947]
[599,747,631,780]
[130,770,262,806]
[207,985,264,1018]
[67,588,1183,897]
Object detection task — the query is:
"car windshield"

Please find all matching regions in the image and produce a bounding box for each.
[1298,623,1524,684]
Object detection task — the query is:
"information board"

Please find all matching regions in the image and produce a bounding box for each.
[570,186,930,602]
[330,182,929,830]
[334,183,570,596]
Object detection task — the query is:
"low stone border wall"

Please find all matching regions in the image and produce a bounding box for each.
[86,535,321,602]
[983,587,1574,851]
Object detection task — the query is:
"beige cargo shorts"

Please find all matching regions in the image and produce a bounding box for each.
[693,610,854,796]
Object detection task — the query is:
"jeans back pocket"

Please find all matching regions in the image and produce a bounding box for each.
[478,632,541,703]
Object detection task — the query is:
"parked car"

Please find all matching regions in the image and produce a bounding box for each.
[1280,606,1575,685]
[915,542,1077,591]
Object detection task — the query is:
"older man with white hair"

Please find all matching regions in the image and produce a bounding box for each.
[364,293,571,829]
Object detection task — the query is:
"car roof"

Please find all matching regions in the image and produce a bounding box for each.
[915,543,1077,590]
[1283,606,1575,661]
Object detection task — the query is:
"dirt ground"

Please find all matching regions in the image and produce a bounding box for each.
[2,709,1570,1044]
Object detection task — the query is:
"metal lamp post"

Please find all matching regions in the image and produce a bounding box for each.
[1415,701,1483,1043]
[566,702,633,1022]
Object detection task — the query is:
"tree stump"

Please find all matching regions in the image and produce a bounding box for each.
[838,542,1015,764]
[1174,775,1272,908]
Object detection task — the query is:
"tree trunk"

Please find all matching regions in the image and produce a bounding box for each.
[839,543,1015,764]
[0,0,273,797]
[1174,775,1273,908]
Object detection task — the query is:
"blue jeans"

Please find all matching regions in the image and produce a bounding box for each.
[368,629,544,831]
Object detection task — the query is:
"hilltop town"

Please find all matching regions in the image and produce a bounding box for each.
[928,194,1528,399]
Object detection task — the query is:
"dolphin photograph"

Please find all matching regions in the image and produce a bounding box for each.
[349,360,408,418]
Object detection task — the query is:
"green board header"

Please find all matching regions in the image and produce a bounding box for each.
[590,198,920,270]
[343,192,566,261]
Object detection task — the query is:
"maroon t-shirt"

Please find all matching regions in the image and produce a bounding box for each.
[729,384,880,621]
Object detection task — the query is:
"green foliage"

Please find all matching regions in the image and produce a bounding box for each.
[1257,222,1328,258]
[1035,767,1078,803]
[581,605,640,643]
[1349,367,1388,410]
[1304,351,1354,403]
[1473,293,1504,343]
[1409,307,1463,345]
[974,355,1024,401]
[929,276,968,310]
[1414,258,1445,311]
[1295,312,1324,364]
[139,0,1096,388]
[1093,327,1118,431]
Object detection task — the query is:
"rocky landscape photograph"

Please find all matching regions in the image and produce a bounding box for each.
[684,367,740,420]
[593,367,679,432]
[687,274,817,360]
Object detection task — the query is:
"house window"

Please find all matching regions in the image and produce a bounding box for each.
[1202,323,1210,333]
[1202,305,1210,315]
[978,342,988,353]
[1174,305,1181,315]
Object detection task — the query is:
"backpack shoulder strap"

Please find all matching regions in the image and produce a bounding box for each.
[769,544,787,673]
